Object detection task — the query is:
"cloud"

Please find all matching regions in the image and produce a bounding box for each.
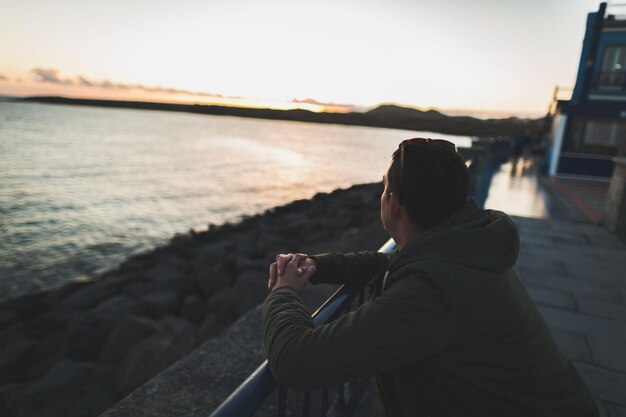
[77,76,93,87]
[0,73,7,81]
[31,68,73,85]
[291,98,325,106]
[291,97,358,111]
[30,67,235,99]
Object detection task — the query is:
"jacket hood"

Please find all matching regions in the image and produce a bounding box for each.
[390,199,519,273]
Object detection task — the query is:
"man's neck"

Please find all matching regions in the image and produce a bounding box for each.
[393,225,422,251]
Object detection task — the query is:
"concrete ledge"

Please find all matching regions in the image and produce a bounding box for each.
[100,284,337,417]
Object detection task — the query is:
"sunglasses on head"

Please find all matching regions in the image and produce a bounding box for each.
[397,138,456,204]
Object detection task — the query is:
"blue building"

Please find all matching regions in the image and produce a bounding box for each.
[550,2,626,179]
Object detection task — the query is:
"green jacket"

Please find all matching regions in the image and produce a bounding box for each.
[263,200,597,417]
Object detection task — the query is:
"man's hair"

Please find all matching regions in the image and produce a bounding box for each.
[388,141,470,229]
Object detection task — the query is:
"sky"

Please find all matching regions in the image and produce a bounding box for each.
[0,0,606,117]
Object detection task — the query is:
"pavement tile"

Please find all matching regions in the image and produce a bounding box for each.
[516,251,565,265]
[516,258,566,275]
[600,259,626,275]
[548,327,592,362]
[564,263,626,287]
[549,221,604,235]
[553,233,591,245]
[586,233,626,249]
[519,235,556,250]
[573,361,626,404]
[521,245,587,265]
[511,216,551,230]
[608,403,626,417]
[562,256,604,272]
[587,337,626,374]
[527,286,576,310]
[579,246,626,263]
[572,274,626,290]
[526,275,618,302]
[576,296,626,322]
[537,306,626,344]
[520,226,586,242]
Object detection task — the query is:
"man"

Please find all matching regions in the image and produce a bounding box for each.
[263,138,597,416]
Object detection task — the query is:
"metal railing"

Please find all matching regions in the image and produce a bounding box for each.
[209,238,397,417]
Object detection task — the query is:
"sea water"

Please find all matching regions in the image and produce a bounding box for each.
[0,101,471,299]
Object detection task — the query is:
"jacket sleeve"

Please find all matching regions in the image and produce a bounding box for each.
[263,269,457,390]
[309,251,389,287]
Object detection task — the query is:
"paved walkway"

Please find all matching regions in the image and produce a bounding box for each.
[483,160,612,225]
[513,217,626,416]
[483,159,626,415]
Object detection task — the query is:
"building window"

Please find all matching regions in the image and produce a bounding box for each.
[563,117,625,155]
[598,45,626,90]
[585,120,622,147]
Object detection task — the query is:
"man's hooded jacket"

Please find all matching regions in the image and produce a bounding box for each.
[263,200,597,417]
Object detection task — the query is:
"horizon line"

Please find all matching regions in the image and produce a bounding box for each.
[0,92,546,120]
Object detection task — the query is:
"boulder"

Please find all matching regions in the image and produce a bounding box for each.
[194,262,234,299]
[232,270,267,316]
[198,313,228,341]
[25,311,73,342]
[22,331,69,382]
[65,315,116,361]
[117,332,195,393]
[57,285,108,312]
[274,213,312,237]
[207,287,238,317]
[8,360,118,417]
[122,278,161,297]
[0,310,18,330]
[90,294,145,318]
[195,240,236,263]
[234,256,266,273]
[58,274,134,311]
[180,295,205,324]
[235,234,259,257]
[159,315,197,342]
[0,324,26,353]
[0,338,36,384]
[146,258,196,298]
[99,315,163,365]
[136,290,179,318]
[118,252,158,274]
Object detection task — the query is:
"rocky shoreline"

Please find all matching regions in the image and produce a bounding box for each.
[0,182,389,417]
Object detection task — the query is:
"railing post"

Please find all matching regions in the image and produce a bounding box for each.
[320,387,329,417]
[278,386,287,417]
[302,391,311,417]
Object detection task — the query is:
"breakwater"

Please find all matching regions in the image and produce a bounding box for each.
[0,182,388,417]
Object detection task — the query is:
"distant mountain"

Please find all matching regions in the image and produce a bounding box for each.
[19,96,542,137]
[366,104,447,120]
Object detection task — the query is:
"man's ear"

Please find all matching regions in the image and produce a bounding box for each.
[389,192,403,219]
